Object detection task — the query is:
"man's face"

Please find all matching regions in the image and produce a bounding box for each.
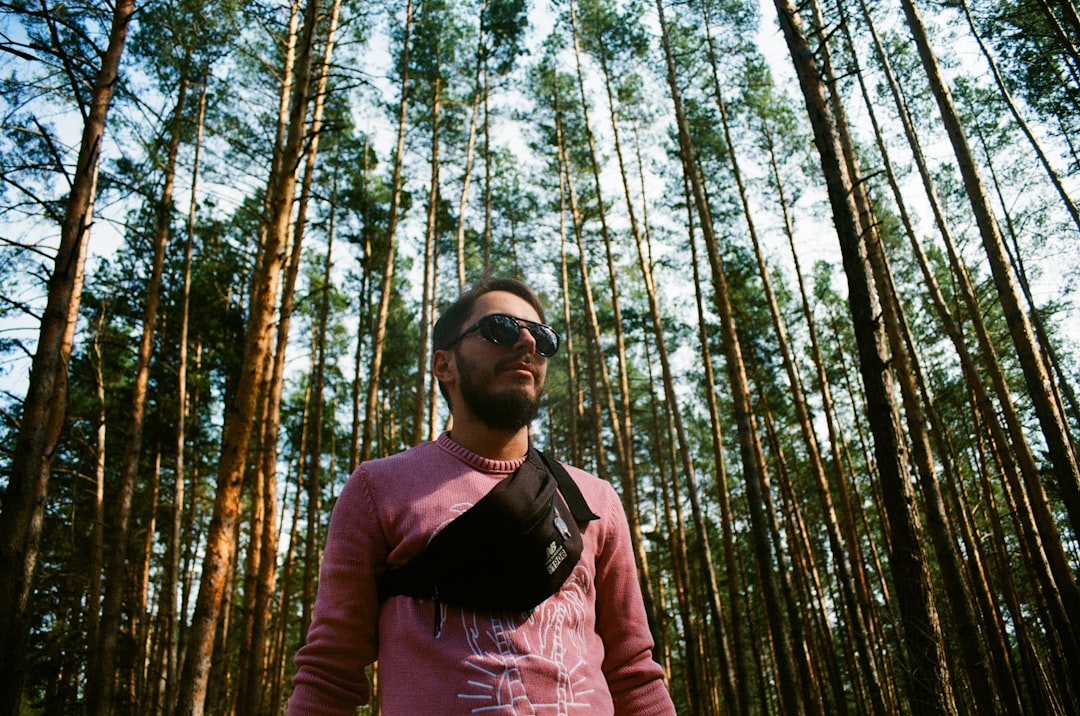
[445,290,549,431]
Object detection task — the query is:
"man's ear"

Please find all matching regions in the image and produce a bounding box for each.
[432,348,455,384]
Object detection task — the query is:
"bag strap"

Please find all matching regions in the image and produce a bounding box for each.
[531,448,599,523]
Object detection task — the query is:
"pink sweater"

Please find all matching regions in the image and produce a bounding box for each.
[288,433,675,715]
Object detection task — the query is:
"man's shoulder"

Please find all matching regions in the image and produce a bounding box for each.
[358,439,446,477]
[552,459,619,506]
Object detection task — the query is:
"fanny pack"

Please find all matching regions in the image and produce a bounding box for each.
[379,448,599,621]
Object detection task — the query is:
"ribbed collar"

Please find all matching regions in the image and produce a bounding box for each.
[436,431,528,475]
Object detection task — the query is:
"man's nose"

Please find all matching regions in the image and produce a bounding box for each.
[511,324,538,355]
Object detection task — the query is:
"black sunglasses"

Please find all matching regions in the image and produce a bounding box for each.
[444,313,561,357]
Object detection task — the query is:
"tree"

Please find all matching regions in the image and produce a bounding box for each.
[174,0,323,710]
[0,1,135,710]
[770,0,958,709]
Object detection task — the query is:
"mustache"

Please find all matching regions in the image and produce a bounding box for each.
[494,353,539,371]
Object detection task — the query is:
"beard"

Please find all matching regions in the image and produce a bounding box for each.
[457,352,544,431]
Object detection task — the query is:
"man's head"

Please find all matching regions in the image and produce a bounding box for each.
[432,278,556,431]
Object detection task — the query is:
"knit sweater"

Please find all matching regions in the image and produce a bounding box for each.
[288,432,675,715]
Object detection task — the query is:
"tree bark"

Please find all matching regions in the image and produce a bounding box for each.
[413,74,441,444]
[770,0,957,710]
[657,1,806,711]
[89,68,189,716]
[173,0,321,711]
[0,1,134,711]
[898,0,1080,545]
[361,0,413,463]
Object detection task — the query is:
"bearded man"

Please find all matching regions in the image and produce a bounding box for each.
[288,277,676,716]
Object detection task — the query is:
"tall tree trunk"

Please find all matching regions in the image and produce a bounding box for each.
[898,0,1080,543]
[85,309,108,689]
[133,448,162,709]
[301,219,335,640]
[656,1,807,712]
[0,1,133,710]
[414,75,441,444]
[759,402,843,715]
[568,0,635,483]
[349,137,373,470]
[578,2,673,667]
[455,0,488,292]
[89,69,189,716]
[237,6,341,709]
[862,0,1080,670]
[555,159,582,465]
[682,167,753,715]
[770,0,957,710]
[174,0,320,711]
[361,0,413,463]
[155,81,207,716]
[648,362,710,715]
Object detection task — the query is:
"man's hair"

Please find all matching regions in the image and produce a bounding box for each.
[432,277,547,407]
[432,277,547,353]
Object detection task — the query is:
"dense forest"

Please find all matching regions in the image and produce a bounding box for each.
[1,0,1079,712]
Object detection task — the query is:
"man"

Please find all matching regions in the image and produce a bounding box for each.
[288,277,676,715]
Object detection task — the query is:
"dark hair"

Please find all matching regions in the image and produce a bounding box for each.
[432,278,547,407]
[432,277,547,352]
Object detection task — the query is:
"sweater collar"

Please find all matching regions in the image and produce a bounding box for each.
[436,431,528,475]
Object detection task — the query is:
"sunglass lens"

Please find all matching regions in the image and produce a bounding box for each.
[531,326,558,356]
[481,315,521,346]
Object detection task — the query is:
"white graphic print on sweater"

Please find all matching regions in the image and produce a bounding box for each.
[455,566,595,714]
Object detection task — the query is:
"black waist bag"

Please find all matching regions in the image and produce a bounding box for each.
[379,448,599,614]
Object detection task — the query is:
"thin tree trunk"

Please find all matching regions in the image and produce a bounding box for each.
[156,80,206,716]
[300,178,340,646]
[133,448,162,709]
[759,401,843,716]
[455,0,488,292]
[649,366,710,715]
[268,469,302,716]
[85,309,108,689]
[771,0,957,710]
[682,167,752,716]
[898,0,1080,544]
[414,75,441,444]
[766,123,895,710]
[361,0,413,463]
[0,1,133,710]
[349,137,372,470]
[568,0,635,482]
[626,115,737,716]
[174,0,320,711]
[576,2,671,667]
[657,1,806,712]
[89,68,189,716]
[555,155,581,466]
